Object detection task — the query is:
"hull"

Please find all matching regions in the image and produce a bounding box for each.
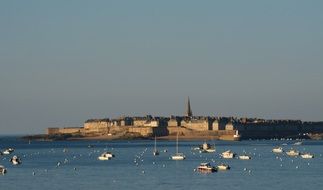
[272,148,283,153]
[11,160,21,165]
[217,165,230,170]
[171,155,185,160]
[239,156,251,160]
[221,151,235,159]
[3,151,10,155]
[98,156,111,161]
[197,167,216,173]
[286,152,300,156]
[0,167,6,175]
[301,154,314,159]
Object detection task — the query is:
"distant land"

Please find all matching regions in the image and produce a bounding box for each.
[23,98,323,141]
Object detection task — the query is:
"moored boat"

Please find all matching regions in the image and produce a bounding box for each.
[171,153,186,160]
[272,147,283,153]
[217,163,230,170]
[286,149,300,157]
[293,142,302,146]
[153,150,159,156]
[98,152,115,160]
[153,136,159,156]
[239,155,251,160]
[201,142,216,153]
[171,128,185,160]
[10,155,22,165]
[2,148,14,155]
[0,165,7,175]
[300,153,314,159]
[196,163,217,173]
[221,150,236,159]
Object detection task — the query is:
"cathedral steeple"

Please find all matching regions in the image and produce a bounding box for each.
[186,96,193,117]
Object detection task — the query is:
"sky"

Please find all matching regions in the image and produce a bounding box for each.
[1,0,323,134]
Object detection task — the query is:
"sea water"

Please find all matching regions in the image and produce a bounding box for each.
[0,137,322,190]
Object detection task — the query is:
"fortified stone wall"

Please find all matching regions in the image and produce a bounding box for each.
[59,127,83,134]
[133,120,146,127]
[47,127,83,135]
[144,121,159,127]
[168,119,181,127]
[47,128,60,135]
[84,121,109,132]
[128,127,153,136]
[181,119,211,131]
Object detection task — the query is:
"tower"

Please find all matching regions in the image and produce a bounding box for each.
[186,97,193,117]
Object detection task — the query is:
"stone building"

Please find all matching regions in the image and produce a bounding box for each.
[168,116,182,127]
[84,119,110,133]
[181,117,212,131]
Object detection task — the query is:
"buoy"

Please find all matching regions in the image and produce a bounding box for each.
[32,172,35,176]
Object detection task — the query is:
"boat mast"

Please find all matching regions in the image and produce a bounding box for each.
[154,135,157,151]
[176,127,179,154]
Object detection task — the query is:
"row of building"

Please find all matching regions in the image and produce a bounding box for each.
[46,98,323,138]
[47,114,312,135]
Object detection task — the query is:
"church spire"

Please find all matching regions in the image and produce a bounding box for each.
[186,96,193,117]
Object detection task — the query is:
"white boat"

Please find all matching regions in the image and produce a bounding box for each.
[217,163,230,170]
[153,150,159,156]
[98,152,114,160]
[221,150,236,159]
[171,153,186,160]
[272,147,283,153]
[0,165,7,175]
[10,155,22,165]
[196,163,217,173]
[286,149,300,156]
[199,149,216,153]
[153,136,159,156]
[3,148,14,155]
[300,153,314,159]
[200,142,216,153]
[293,142,302,146]
[171,128,185,160]
[239,155,251,160]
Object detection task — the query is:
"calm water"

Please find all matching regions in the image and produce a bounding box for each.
[0,137,322,190]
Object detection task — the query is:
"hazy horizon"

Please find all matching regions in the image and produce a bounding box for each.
[1,0,323,134]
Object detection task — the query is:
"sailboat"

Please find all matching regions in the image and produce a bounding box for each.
[171,128,185,160]
[153,136,159,156]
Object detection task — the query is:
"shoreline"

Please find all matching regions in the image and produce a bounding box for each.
[22,132,323,142]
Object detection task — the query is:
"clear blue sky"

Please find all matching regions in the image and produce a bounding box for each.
[1,0,322,134]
